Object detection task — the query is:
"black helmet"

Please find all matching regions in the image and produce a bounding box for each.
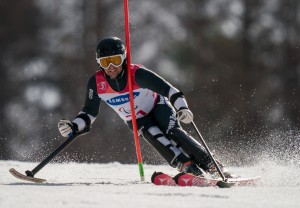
[96,37,126,58]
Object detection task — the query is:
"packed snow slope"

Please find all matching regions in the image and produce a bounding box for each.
[0,160,299,208]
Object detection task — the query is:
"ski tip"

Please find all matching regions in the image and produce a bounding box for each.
[173,172,186,184]
[151,171,163,183]
[151,171,177,186]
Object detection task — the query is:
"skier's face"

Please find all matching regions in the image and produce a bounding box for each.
[104,64,123,79]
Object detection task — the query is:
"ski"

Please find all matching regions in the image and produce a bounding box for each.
[174,172,221,187]
[151,171,217,187]
[152,171,261,187]
[175,172,261,187]
[227,175,262,186]
[9,168,46,183]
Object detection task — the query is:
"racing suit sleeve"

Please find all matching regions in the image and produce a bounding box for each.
[135,67,189,111]
[72,75,101,131]
[135,67,171,97]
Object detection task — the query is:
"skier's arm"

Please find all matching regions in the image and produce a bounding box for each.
[135,67,193,124]
[73,75,101,131]
[135,67,189,110]
[58,75,101,137]
[135,67,171,96]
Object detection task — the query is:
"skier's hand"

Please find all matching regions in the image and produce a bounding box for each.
[177,109,193,124]
[58,119,77,137]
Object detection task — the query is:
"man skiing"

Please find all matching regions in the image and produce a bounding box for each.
[58,37,234,178]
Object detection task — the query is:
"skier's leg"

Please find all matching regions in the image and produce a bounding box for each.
[167,127,238,178]
[149,96,210,168]
[141,125,190,167]
[141,126,204,176]
[141,96,205,175]
[150,96,237,178]
[167,127,212,170]
[168,128,239,178]
[127,113,190,168]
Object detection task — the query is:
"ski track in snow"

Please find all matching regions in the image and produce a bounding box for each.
[0,160,299,208]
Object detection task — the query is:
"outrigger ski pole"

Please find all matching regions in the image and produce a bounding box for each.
[9,129,90,183]
[191,121,235,188]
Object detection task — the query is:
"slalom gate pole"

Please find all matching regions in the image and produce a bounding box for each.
[123,0,145,181]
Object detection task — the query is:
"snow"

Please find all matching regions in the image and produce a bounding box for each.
[1,160,299,208]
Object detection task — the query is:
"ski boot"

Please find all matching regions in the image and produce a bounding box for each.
[177,160,204,177]
[206,160,239,179]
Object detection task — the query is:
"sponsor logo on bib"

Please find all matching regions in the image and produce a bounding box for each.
[106,92,140,106]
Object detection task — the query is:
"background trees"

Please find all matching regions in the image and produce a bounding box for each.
[1,0,299,165]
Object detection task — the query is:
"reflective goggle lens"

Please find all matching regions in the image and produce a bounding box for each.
[97,55,124,69]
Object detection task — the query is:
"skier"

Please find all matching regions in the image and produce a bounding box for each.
[58,37,234,178]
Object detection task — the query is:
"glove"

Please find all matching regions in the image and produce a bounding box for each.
[176,109,193,124]
[58,119,77,137]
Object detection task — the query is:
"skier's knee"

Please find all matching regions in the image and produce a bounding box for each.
[166,127,189,144]
[141,126,191,167]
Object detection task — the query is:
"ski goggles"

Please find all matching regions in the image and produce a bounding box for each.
[96,54,126,69]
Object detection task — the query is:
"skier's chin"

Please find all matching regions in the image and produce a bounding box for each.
[105,66,122,79]
[108,72,119,79]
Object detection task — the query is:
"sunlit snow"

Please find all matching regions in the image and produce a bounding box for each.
[1,160,299,208]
